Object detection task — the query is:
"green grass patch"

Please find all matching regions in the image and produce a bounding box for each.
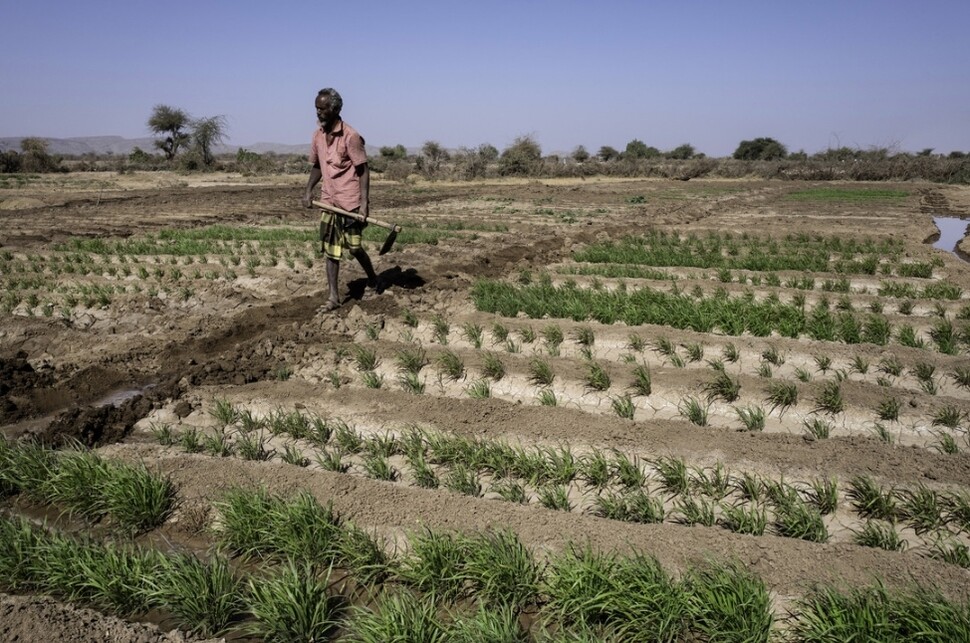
[785,187,910,201]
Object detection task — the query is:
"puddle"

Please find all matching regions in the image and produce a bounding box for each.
[933,216,970,259]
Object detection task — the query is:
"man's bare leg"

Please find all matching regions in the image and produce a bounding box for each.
[325,257,340,309]
[351,248,379,288]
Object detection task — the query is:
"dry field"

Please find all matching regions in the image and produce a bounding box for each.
[1,171,970,640]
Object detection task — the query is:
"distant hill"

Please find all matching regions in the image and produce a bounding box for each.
[0,136,312,157]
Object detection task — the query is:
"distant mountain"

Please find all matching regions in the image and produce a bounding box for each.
[0,136,312,156]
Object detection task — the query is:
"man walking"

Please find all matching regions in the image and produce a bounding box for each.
[302,88,380,311]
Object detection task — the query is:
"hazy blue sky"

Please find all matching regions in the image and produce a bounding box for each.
[2,0,968,157]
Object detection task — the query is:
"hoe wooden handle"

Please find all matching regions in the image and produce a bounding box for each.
[312,200,401,232]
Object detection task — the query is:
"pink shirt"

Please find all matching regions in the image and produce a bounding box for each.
[309,120,367,211]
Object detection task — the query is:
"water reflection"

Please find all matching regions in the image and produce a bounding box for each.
[933,217,969,258]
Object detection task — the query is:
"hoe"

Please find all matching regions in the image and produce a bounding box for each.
[312,200,402,255]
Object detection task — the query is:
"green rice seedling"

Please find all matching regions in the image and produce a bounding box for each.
[869,422,895,444]
[674,494,716,526]
[578,449,612,489]
[235,431,272,461]
[761,345,785,366]
[876,396,901,422]
[706,357,726,373]
[436,349,466,382]
[613,451,647,489]
[353,344,380,371]
[733,405,765,432]
[774,496,829,542]
[529,357,555,386]
[897,299,915,315]
[853,520,905,551]
[653,336,676,357]
[794,366,813,382]
[932,405,965,429]
[491,322,510,343]
[803,417,833,440]
[683,342,704,363]
[149,422,175,446]
[397,528,468,601]
[630,364,651,396]
[315,448,349,473]
[950,366,970,389]
[361,370,384,389]
[465,378,492,399]
[536,388,557,406]
[543,546,688,641]
[933,431,961,455]
[733,472,765,502]
[338,524,390,585]
[721,342,740,363]
[363,322,381,340]
[202,428,234,457]
[897,484,945,535]
[462,529,540,609]
[678,396,709,426]
[504,337,520,353]
[594,489,665,524]
[462,323,485,349]
[519,326,536,343]
[896,324,926,349]
[930,318,959,355]
[396,345,428,374]
[757,363,772,379]
[850,355,869,375]
[481,351,505,380]
[398,371,426,394]
[574,325,595,348]
[98,461,175,534]
[584,361,611,392]
[407,452,439,489]
[812,380,844,415]
[690,463,731,501]
[929,538,970,568]
[702,370,740,403]
[280,442,310,467]
[446,604,525,642]
[491,479,528,504]
[792,583,970,641]
[542,324,564,353]
[238,409,264,433]
[350,591,446,643]
[402,308,419,328]
[611,394,635,420]
[333,421,363,454]
[683,560,774,641]
[538,484,573,511]
[627,333,646,352]
[431,314,450,344]
[719,501,767,535]
[362,452,397,481]
[210,398,238,426]
[765,381,797,416]
[944,491,970,532]
[149,553,245,637]
[444,463,482,497]
[641,456,691,496]
[813,354,832,373]
[847,475,896,521]
[245,561,341,642]
[805,477,839,515]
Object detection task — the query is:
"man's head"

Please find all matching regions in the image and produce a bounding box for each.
[315,88,343,129]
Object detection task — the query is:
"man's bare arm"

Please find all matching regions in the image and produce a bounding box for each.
[357,162,370,220]
[303,162,322,208]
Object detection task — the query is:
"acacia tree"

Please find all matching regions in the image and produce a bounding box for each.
[733,137,787,161]
[192,115,228,166]
[148,105,191,160]
[498,136,542,176]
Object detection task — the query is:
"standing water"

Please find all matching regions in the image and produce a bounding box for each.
[933,217,970,259]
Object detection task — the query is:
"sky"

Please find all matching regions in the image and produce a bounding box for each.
[2,0,968,157]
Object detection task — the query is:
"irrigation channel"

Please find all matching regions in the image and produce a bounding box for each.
[1,174,969,640]
[933,216,970,261]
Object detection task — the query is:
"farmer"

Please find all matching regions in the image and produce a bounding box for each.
[302,87,380,312]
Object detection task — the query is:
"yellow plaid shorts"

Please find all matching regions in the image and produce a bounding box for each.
[320,209,365,261]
